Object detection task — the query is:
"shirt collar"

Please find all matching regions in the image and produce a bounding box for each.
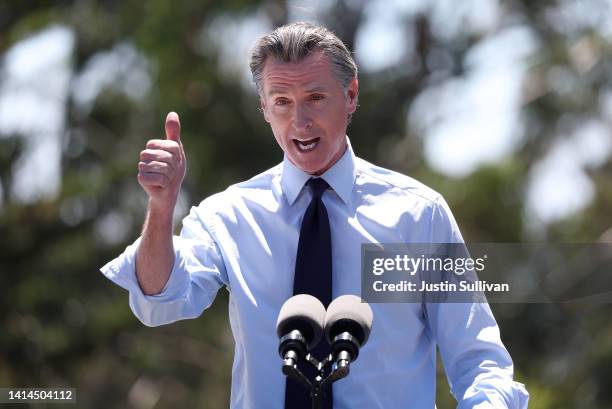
[281,137,357,206]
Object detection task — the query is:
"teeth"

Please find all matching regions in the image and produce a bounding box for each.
[299,142,316,151]
[295,138,318,152]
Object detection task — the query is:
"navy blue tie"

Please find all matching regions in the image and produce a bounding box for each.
[285,178,333,409]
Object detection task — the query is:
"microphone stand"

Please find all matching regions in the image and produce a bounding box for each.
[281,334,357,409]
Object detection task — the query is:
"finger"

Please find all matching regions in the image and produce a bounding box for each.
[140,149,174,164]
[138,161,174,175]
[146,139,182,156]
[138,171,170,189]
[165,112,181,143]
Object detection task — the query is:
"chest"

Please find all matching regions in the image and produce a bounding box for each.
[215,197,431,313]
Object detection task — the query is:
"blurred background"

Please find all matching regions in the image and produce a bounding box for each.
[1,0,611,408]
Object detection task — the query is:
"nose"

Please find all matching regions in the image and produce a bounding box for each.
[292,103,312,132]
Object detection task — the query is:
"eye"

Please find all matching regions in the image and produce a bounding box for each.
[309,94,325,101]
[275,98,290,106]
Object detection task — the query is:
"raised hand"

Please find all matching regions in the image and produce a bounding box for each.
[135,112,186,295]
[137,112,186,211]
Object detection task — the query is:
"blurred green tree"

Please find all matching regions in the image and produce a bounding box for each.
[0,1,611,408]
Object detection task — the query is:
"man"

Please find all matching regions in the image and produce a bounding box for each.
[101,22,529,408]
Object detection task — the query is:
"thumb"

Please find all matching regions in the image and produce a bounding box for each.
[165,111,181,143]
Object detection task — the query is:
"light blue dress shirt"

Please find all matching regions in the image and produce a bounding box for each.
[101,139,528,409]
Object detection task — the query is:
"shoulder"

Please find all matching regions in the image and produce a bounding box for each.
[354,156,463,241]
[354,156,442,205]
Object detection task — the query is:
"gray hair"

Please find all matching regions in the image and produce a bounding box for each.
[249,22,358,96]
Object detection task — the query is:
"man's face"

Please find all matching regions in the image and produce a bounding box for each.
[260,51,358,175]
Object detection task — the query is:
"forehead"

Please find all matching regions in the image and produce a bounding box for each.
[261,51,339,94]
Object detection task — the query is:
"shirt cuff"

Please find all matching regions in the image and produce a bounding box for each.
[99,237,190,303]
[458,379,529,409]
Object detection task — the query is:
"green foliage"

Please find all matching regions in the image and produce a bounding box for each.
[1,1,611,408]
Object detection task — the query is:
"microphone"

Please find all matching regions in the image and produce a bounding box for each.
[276,294,374,402]
[276,294,326,371]
[324,295,373,374]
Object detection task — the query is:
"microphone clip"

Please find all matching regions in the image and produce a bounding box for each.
[283,347,353,409]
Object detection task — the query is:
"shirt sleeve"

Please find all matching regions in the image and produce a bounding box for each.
[99,204,228,327]
[424,197,529,409]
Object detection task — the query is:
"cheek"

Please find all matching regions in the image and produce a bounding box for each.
[269,121,290,148]
[322,110,347,135]
[268,110,290,129]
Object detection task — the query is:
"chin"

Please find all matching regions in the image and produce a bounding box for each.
[296,161,323,175]
[300,165,320,175]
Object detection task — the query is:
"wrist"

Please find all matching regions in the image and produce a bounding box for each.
[147,197,176,220]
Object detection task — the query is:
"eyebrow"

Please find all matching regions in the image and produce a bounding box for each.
[266,85,328,97]
[305,86,327,93]
[267,88,287,97]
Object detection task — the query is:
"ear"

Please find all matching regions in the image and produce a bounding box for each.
[346,77,359,114]
[260,97,270,123]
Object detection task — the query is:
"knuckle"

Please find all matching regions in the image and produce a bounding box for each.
[146,139,162,148]
[140,150,154,160]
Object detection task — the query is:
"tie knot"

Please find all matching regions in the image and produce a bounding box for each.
[308,178,329,199]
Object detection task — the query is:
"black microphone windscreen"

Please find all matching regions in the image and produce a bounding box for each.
[325,295,373,346]
[276,294,326,349]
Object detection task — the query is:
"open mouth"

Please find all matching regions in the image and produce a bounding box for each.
[293,137,320,152]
